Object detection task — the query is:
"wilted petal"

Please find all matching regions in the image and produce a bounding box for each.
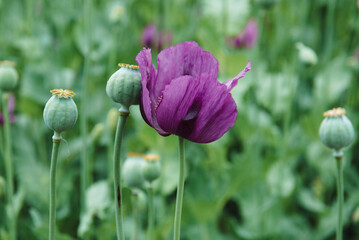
[155,41,219,100]
[224,61,251,91]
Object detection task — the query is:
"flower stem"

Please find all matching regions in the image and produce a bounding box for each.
[113,107,129,240]
[2,92,16,240]
[49,131,62,240]
[334,151,344,240]
[80,0,92,216]
[130,191,139,240]
[147,184,154,240]
[173,137,185,240]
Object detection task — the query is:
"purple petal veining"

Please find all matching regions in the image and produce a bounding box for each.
[136,41,251,143]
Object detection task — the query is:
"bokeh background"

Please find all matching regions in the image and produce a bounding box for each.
[1,0,359,239]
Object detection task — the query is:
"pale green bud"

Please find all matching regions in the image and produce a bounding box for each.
[43,89,78,133]
[106,63,142,110]
[319,108,355,151]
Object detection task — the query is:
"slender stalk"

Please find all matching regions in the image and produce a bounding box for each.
[113,107,129,240]
[80,0,92,215]
[130,191,139,240]
[2,92,16,240]
[87,140,95,186]
[334,151,344,240]
[147,184,154,240]
[49,131,62,240]
[107,129,115,184]
[173,137,185,240]
[324,0,336,60]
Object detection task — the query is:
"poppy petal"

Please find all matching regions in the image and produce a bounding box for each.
[224,61,251,91]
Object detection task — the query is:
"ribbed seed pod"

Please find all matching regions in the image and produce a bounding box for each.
[0,61,18,91]
[122,156,145,189]
[43,89,78,133]
[106,63,142,109]
[319,108,355,151]
[142,154,161,182]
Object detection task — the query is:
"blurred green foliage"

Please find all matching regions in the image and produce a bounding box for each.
[0,0,359,239]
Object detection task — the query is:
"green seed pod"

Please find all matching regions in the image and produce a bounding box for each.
[106,63,142,109]
[319,108,355,151]
[142,154,161,182]
[0,61,18,91]
[123,156,144,189]
[43,89,78,133]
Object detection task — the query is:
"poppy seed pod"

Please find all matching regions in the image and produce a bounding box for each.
[319,108,355,151]
[106,63,142,110]
[0,61,18,91]
[142,154,161,182]
[122,156,145,189]
[43,89,78,133]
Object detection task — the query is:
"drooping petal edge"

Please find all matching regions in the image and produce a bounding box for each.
[224,61,251,91]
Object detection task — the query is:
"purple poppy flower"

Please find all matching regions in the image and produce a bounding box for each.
[141,24,172,51]
[227,19,258,49]
[355,48,359,60]
[0,93,16,125]
[141,24,157,48]
[136,41,251,143]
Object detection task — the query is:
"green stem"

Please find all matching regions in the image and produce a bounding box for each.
[113,107,129,240]
[80,0,92,216]
[173,137,185,240]
[147,184,154,240]
[324,0,336,60]
[130,191,139,240]
[334,151,344,240]
[49,131,62,240]
[2,92,16,240]
[88,141,94,186]
[107,129,115,185]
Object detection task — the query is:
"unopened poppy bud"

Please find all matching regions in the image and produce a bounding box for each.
[142,154,161,182]
[122,156,144,189]
[319,108,355,151]
[106,63,142,110]
[43,89,78,133]
[109,4,125,23]
[0,61,18,91]
[91,123,104,142]
[106,108,118,133]
[296,42,318,66]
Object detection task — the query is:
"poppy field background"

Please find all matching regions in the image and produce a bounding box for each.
[1,0,359,239]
